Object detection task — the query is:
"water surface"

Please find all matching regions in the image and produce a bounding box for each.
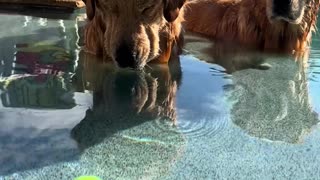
[0,9,319,180]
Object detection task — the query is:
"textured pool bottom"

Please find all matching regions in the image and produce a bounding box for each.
[166,127,320,180]
[3,121,320,180]
[0,9,320,179]
[164,57,320,180]
[2,119,186,180]
[2,57,320,180]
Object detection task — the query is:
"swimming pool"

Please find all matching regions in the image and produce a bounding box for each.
[0,8,319,180]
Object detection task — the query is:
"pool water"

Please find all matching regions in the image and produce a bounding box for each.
[0,8,320,180]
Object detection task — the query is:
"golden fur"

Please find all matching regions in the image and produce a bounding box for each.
[83,0,185,69]
[183,0,320,53]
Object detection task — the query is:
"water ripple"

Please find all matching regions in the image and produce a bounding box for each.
[151,111,229,139]
[308,50,320,82]
[210,67,226,75]
[210,66,232,80]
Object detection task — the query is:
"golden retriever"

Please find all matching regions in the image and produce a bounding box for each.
[83,0,186,69]
[183,0,320,53]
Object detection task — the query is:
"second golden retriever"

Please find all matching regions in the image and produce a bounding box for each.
[184,0,320,53]
[83,0,186,69]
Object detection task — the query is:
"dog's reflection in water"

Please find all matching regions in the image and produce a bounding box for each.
[184,33,319,143]
[70,53,185,178]
[184,32,269,74]
[227,52,319,144]
[71,51,183,151]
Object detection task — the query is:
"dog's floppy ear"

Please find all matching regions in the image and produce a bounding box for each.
[163,0,186,22]
[84,0,95,20]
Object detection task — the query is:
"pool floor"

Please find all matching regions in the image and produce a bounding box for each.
[0,9,320,180]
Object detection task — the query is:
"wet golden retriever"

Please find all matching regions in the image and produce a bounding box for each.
[83,0,185,69]
[184,0,320,53]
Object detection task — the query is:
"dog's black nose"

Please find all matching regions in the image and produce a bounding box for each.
[273,0,291,16]
[115,43,136,68]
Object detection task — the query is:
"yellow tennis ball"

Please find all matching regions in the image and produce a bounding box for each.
[74,176,102,180]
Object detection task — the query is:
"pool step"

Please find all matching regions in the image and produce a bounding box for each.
[0,0,85,9]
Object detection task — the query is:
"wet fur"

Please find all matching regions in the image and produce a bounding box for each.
[83,0,185,67]
[183,0,320,53]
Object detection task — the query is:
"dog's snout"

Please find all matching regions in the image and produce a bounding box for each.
[115,42,136,68]
[270,0,304,23]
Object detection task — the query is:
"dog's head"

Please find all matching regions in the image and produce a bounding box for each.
[84,0,185,69]
[266,0,306,24]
